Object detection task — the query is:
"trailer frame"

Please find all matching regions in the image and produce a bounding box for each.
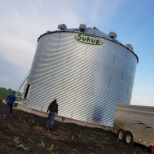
[113,104,154,153]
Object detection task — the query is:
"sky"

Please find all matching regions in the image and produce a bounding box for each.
[0,0,154,106]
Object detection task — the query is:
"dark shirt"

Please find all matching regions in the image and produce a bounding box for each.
[47,102,58,114]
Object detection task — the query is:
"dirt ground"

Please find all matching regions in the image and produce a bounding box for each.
[0,102,149,154]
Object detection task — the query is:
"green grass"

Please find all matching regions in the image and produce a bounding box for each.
[0,87,12,99]
[0,87,22,101]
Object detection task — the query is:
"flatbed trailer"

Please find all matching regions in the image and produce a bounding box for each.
[113,104,154,153]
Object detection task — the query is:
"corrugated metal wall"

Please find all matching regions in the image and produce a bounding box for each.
[24,32,137,126]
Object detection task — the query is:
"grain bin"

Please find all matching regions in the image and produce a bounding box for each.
[22,24,138,127]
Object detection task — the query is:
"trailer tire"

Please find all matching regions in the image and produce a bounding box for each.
[125,132,133,145]
[118,129,125,141]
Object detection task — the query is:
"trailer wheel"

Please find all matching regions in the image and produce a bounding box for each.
[125,132,133,145]
[118,129,125,141]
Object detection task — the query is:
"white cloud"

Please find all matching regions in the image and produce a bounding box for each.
[85,0,126,26]
[0,75,9,83]
[0,0,82,90]
[0,31,35,70]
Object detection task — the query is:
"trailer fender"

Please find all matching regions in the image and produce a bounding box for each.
[150,142,154,154]
[150,142,154,146]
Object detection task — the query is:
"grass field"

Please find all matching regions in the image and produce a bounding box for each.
[0,87,22,101]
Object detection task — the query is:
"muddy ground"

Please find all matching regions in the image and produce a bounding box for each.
[0,102,149,154]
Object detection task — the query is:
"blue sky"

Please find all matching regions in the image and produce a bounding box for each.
[0,0,153,106]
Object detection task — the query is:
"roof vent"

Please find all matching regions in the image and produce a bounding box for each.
[58,24,67,30]
[46,31,50,34]
[125,44,133,51]
[79,24,86,32]
[93,27,99,30]
[108,31,117,39]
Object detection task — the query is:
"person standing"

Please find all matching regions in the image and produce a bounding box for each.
[47,99,58,131]
[4,91,16,117]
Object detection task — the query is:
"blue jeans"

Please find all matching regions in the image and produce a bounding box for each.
[47,112,55,128]
[4,103,13,115]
